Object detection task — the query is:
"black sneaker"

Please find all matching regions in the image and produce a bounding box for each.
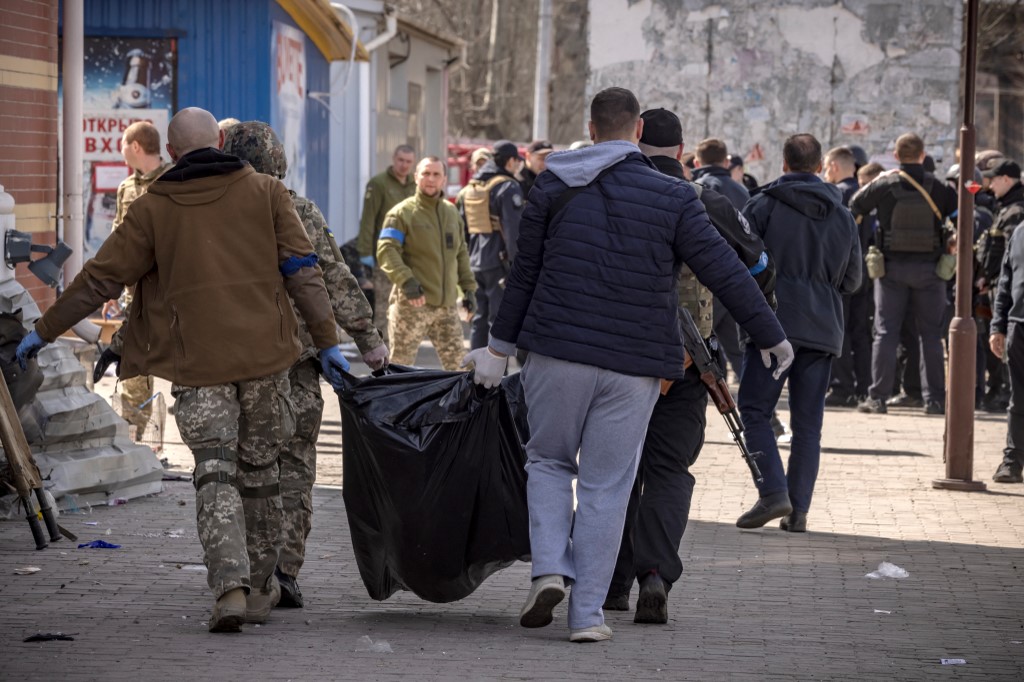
[602,593,630,611]
[993,462,1024,483]
[634,573,668,624]
[824,392,857,408]
[736,492,793,529]
[886,393,924,408]
[924,400,945,415]
[275,568,303,608]
[857,397,887,414]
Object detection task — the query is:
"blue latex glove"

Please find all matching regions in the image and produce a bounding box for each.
[16,330,47,370]
[319,345,350,390]
[359,255,375,268]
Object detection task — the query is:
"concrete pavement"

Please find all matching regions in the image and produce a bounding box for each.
[1,342,1023,680]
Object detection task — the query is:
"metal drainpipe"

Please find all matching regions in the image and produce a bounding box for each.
[62,0,84,284]
[532,0,552,141]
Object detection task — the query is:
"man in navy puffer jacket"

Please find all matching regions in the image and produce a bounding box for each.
[462,88,792,643]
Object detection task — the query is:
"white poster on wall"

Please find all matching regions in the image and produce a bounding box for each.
[271,21,307,196]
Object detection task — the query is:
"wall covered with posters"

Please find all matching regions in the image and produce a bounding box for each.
[66,0,332,253]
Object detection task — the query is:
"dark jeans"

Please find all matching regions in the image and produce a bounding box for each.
[470,266,505,350]
[608,367,707,596]
[830,287,873,398]
[1004,323,1024,467]
[868,260,947,403]
[713,303,743,380]
[738,345,832,513]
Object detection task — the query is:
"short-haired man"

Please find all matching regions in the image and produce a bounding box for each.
[17,107,347,633]
[378,157,477,370]
[605,107,778,624]
[357,145,417,343]
[822,146,871,407]
[989,159,1024,483]
[693,137,750,210]
[737,134,862,532]
[519,139,553,199]
[456,141,525,350]
[851,133,957,415]
[462,88,791,643]
[106,121,174,437]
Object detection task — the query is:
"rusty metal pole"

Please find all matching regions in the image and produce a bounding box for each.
[935,0,986,492]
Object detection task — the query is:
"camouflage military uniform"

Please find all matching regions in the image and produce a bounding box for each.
[112,161,172,436]
[172,372,294,598]
[223,121,384,588]
[377,188,476,371]
[357,168,415,345]
[280,192,382,579]
[388,294,467,370]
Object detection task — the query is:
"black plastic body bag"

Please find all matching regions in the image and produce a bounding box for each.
[338,366,530,603]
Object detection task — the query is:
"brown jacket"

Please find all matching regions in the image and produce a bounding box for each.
[36,153,338,386]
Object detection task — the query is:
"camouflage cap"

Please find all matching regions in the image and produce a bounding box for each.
[222,121,287,179]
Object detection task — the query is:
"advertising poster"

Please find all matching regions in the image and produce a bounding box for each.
[61,37,177,256]
[271,21,307,196]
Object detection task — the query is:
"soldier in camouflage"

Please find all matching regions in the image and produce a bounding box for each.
[377,157,476,370]
[223,121,387,608]
[104,121,174,437]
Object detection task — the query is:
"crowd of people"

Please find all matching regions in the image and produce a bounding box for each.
[13,83,1024,643]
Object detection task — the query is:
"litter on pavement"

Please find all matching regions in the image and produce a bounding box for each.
[865,562,909,579]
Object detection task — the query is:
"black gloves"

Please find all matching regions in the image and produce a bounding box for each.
[93,348,121,384]
[402,278,424,299]
[462,295,476,316]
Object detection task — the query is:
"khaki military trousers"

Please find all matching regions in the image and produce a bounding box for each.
[277,358,323,578]
[388,295,467,371]
[172,371,294,599]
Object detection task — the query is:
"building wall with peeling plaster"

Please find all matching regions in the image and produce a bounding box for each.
[588,0,963,183]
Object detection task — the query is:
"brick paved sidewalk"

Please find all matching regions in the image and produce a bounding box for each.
[2,344,1023,680]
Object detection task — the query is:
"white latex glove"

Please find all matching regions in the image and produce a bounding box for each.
[460,347,508,389]
[362,343,390,371]
[760,339,795,380]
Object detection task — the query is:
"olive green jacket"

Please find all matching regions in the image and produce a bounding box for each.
[376,189,476,308]
[356,166,415,258]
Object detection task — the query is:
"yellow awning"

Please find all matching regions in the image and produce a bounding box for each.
[275,0,370,62]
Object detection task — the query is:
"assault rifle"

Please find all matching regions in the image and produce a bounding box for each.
[677,307,764,484]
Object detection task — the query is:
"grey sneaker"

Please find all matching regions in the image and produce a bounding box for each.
[569,624,613,643]
[519,575,565,628]
[858,397,887,414]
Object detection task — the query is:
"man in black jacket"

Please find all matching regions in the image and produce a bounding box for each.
[605,107,776,624]
[822,146,870,407]
[851,133,957,416]
[519,139,553,200]
[461,88,793,643]
[987,159,1024,483]
[737,134,862,532]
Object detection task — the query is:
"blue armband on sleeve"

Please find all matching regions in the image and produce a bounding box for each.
[280,253,319,277]
[379,227,405,244]
[749,251,768,276]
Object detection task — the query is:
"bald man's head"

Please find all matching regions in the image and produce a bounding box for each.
[166,107,221,160]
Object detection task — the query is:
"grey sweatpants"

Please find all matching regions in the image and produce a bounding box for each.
[521,353,661,629]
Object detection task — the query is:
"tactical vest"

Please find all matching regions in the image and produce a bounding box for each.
[883,178,942,255]
[678,181,714,338]
[463,175,513,234]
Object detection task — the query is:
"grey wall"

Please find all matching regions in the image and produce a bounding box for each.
[588,0,963,182]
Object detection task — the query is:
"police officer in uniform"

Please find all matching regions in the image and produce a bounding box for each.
[222,121,388,607]
[456,140,525,350]
[604,108,776,624]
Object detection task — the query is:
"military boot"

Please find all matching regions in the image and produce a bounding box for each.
[246,574,281,624]
[275,567,303,608]
[209,587,247,633]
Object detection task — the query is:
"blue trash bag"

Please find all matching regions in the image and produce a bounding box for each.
[338,365,530,603]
